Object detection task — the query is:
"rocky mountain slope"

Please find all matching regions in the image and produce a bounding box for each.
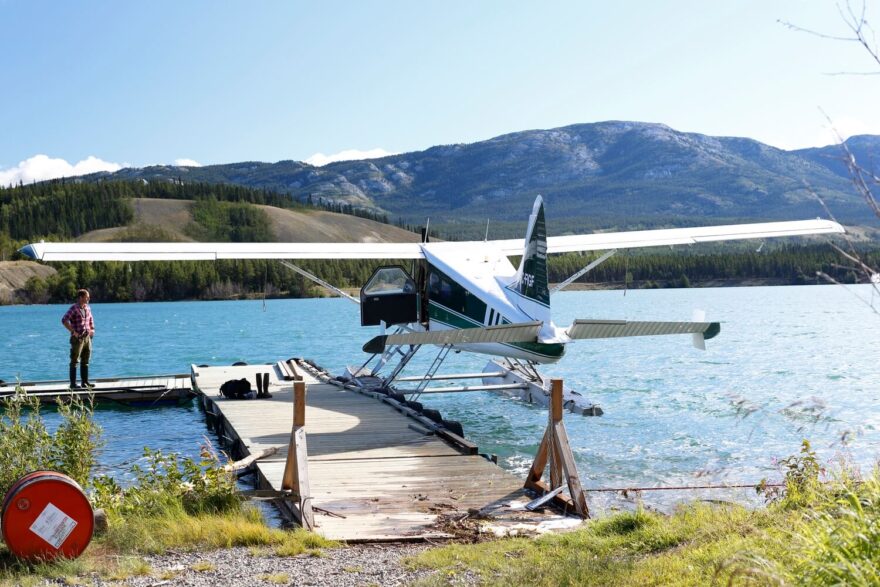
[0,261,56,303]
[96,122,878,228]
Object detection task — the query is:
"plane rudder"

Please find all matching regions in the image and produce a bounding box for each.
[514,196,550,306]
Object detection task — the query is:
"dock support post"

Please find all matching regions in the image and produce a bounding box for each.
[282,380,314,529]
[525,378,590,518]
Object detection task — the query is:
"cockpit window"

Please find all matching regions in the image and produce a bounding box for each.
[363,266,416,296]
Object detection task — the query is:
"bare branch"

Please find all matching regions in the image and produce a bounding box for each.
[787,2,880,313]
[818,108,880,220]
[829,241,877,276]
[782,1,880,70]
[817,271,879,314]
[778,19,857,42]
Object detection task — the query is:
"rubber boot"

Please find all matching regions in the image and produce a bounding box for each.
[262,373,272,398]
[256,373,264,397]
[81,364,91,388]
[69,366,80,390]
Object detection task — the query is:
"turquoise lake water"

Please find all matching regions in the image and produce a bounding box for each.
[1,285,878,511]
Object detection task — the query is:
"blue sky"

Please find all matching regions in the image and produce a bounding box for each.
[1,1,878,184]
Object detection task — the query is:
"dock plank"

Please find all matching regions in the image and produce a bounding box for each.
[193,361,580,541]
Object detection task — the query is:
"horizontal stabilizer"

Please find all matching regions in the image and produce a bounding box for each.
[566,319,720,341]
[363,321,542,354]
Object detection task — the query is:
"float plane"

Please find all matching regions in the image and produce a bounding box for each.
[20,197,845,414]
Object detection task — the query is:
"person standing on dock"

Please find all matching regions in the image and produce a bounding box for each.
[62,289,94,389]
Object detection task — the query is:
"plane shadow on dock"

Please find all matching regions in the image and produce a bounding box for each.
[193,360,582,542]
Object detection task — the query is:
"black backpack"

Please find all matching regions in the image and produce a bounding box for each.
[219,378,252,399]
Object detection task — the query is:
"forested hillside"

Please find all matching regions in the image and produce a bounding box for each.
[549,245,879,288]
[0,180,134,242]
[0,180,414,304]
[0,179,306,243]
[1,178,874,305]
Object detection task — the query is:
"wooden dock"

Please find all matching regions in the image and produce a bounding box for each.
[193,359,583,542]
[0,374,195,406]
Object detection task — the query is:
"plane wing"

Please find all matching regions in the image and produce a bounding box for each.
[18,218,843,262]
[18,241,425,262]
[488,218,845,255]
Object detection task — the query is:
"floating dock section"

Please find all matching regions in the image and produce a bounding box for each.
[0,374,194,406]
[193,359,582,542]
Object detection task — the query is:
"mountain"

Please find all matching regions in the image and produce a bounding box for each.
[94,122,876,230]
[793,135,880,180]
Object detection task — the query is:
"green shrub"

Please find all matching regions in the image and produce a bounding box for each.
[757,439,823,508]
[0,389,101,495]
[92,444,239,518]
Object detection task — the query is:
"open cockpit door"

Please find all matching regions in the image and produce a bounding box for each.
[360,266,420,327]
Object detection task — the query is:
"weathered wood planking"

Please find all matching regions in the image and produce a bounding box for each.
[193,361,579,541]
[0,374,194,405]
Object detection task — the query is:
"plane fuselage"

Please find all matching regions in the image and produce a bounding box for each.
[421,243,566,364]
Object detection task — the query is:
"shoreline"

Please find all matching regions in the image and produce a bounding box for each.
[0,277,844,307]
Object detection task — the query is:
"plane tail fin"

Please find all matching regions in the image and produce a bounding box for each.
[513,196,550,306]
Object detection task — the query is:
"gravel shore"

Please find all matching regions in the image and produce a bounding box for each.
[110,543,459,587]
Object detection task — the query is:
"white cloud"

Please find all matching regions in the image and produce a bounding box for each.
[305,148,395,167]
[173,158,202,167]
[811,116,880,148]
[0,154,124,187]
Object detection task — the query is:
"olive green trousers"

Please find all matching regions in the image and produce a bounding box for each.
[69,335,92,367]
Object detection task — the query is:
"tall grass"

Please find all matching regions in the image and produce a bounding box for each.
[778,471,880,586]
[90,444,334,554]
[410,503,796,586]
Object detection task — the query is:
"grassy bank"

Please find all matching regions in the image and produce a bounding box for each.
[3,392,877,586]
[410,504,791,586]
[0,392,334,586]
[8,477,877,587]
[407,445,880,586]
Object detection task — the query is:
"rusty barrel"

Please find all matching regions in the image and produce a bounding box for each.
[1,471,94,560]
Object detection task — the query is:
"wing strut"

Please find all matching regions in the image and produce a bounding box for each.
[551,249,617,294]
[278,260,359,305]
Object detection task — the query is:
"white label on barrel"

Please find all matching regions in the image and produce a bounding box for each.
[29,502,77,549]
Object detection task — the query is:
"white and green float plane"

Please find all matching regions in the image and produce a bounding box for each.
[21,197,844,414]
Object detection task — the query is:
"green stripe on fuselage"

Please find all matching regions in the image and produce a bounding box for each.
[427,301,565,360]
[507,339,565,360]
[428,303,480,329]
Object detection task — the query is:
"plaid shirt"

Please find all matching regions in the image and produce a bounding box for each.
[62,303,94,337]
